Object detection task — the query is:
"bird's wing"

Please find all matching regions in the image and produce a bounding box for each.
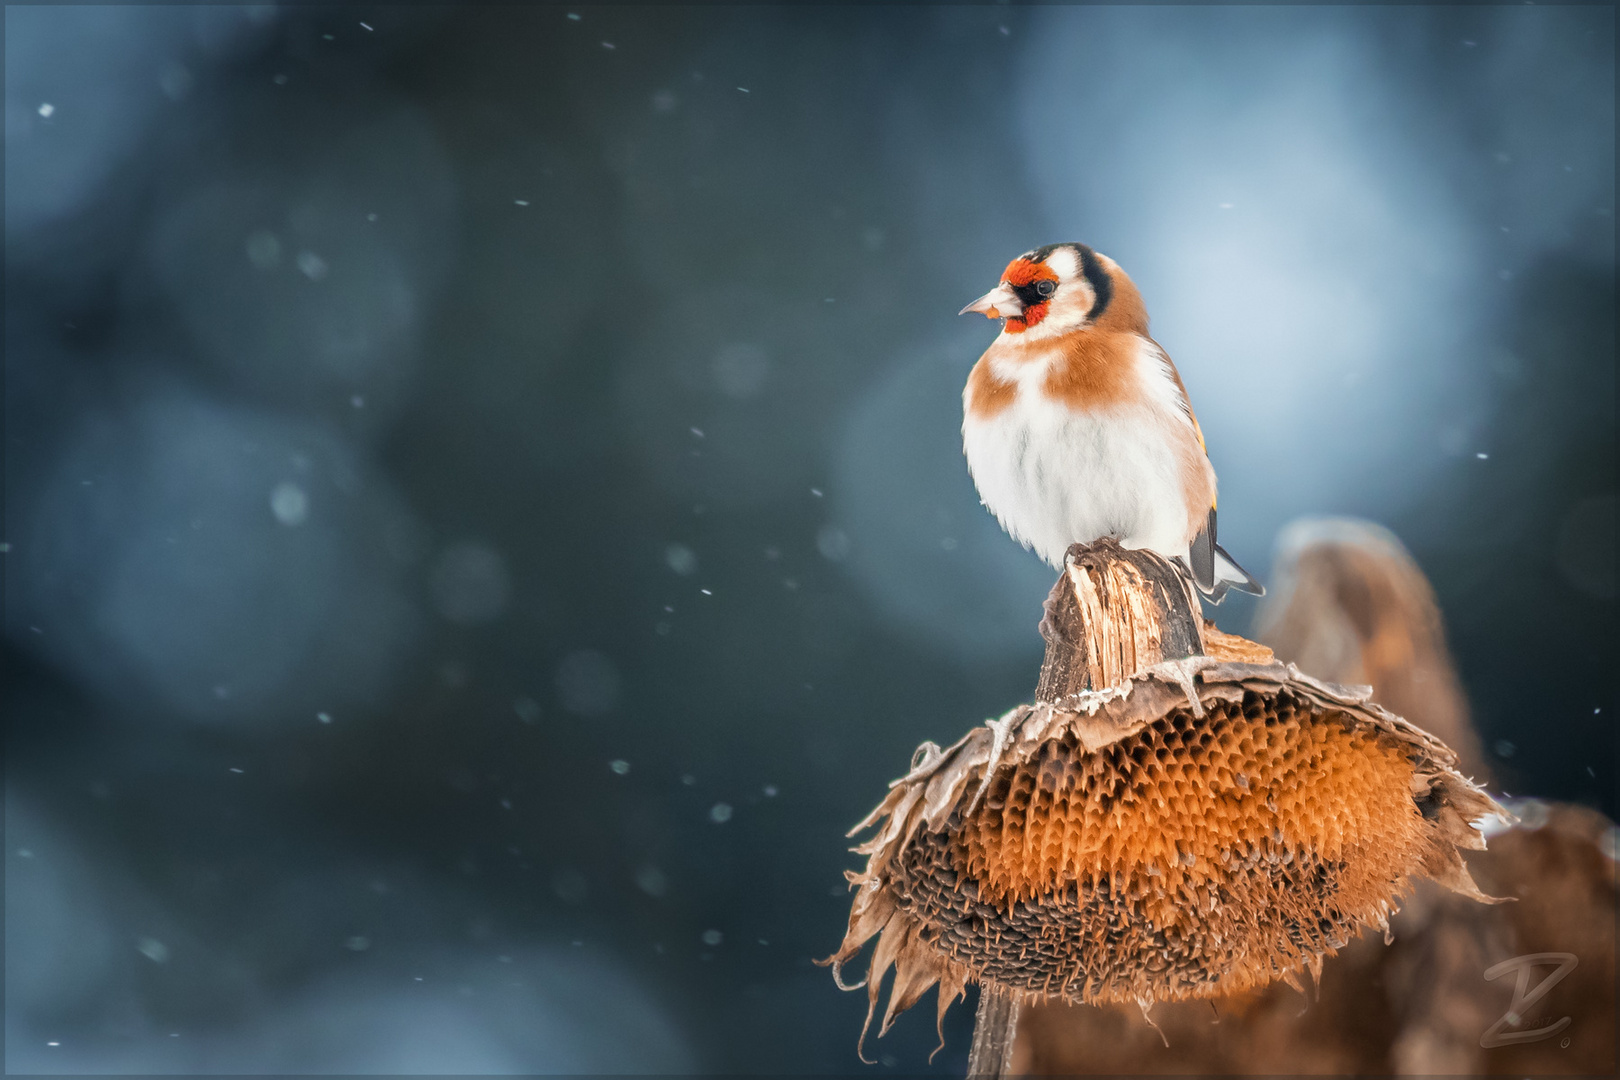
[1148,336,1209,457]
[1146,336,1219,519]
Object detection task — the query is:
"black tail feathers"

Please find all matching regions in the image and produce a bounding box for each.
[1188,509,1265,603]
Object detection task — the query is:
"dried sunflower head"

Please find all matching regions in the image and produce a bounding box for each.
[823,655,1504,1057]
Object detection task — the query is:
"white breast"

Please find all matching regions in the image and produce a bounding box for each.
[962,338,1205,569]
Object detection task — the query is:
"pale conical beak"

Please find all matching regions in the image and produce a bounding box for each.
[959,282,1023,319]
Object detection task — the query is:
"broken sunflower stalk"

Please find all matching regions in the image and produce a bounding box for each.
[820,540,1506,1067]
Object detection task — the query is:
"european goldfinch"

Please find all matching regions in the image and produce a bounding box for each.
[959,242,1263,601]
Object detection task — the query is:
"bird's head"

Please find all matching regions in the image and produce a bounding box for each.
[959,242,1138,337]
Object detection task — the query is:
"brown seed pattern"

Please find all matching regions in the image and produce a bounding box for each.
[886,690,1428,1004]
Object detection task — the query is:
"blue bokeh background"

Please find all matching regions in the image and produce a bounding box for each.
[5,5,1613,1073]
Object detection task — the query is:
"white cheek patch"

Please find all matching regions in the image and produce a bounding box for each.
[1043,246,1081,281]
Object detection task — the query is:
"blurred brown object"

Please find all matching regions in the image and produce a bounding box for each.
[1013,517,1617,1076]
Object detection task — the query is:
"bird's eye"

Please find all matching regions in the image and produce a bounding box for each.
[1035,280,1056,297]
